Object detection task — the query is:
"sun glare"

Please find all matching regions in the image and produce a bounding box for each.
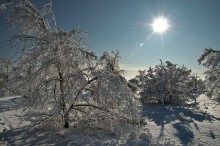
[151,17,169,34]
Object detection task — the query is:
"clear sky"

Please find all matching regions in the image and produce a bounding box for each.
[1,0,220,79]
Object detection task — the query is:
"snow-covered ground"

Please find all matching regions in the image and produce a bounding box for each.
[0,95,220,145]
[141,94,220,145]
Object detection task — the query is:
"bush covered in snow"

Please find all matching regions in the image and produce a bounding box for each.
[139,60,200,105]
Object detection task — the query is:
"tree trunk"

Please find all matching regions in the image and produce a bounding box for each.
[160,94,164,105]
[63,112,69,128]
[57,63,66,127]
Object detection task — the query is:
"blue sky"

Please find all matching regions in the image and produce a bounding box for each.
[1,0,220,79]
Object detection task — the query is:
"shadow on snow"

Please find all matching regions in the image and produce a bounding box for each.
[141,103,219,145]
[0,126,119,146]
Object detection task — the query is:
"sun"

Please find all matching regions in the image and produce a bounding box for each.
[151,17,169,34]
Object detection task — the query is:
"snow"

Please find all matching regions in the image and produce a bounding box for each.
[1,94,220,145]
[141,94,220,145]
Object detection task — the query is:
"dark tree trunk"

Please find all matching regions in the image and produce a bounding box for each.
[64,121,69,128]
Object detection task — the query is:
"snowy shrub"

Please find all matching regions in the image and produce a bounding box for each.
[100,50,125,75]
[198,48,220,100]
[140,60,197,105]
[127,81,138,92]
[1,0,140,132]
[129,70,147,89]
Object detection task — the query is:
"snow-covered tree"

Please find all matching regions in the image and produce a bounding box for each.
[100,50,125,75]
[188,73,205,93]
[198,48,220,100]
[129,70,147,88]
[2,0,139,131]
[140,60,196,105]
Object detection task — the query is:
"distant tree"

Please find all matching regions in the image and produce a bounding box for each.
[2,0,139,131]
[137,70,147,87]
[128,70,147,89]
[140,60,196,105]
[128,77,139,91]
[188,73,205,93]
[100,50,125,75]
[129,78,139,85]
[198,48,220,100]
[196,78,205,92]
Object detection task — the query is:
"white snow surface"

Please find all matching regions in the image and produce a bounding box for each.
[141,94,220,145]
[0,95,220,145]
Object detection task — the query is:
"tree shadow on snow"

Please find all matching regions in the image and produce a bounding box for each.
[0,96,120,145]
[0,126,119,146]
[141,103,219,145]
